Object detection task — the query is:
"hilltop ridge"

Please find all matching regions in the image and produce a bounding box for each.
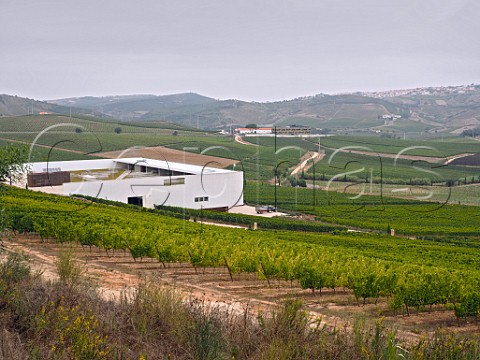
[0,94,100,118]
[2,84,479,133]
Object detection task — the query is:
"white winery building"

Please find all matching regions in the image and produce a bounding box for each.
[27,158,244,211]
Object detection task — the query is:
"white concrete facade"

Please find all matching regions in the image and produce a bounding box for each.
[28,158,244,210]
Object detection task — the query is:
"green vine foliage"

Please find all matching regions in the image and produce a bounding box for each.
[3,185,480,320]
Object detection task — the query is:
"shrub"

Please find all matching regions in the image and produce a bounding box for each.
[0,252,30,284]
[55,248,84,287]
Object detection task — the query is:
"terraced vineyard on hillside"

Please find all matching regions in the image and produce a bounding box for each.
[3,186,480,320]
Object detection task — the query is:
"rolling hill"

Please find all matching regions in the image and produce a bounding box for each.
[3,84,480,133]
[50,93,217,121]
[0,94,98,117]
[48,93,407,130]
[48,85,480,133]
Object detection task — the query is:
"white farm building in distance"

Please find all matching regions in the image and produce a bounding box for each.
[27,158,244,211]
[234,127,311,135]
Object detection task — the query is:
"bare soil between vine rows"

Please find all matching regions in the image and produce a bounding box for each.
[96,146,238,168]
[4,235,480,343]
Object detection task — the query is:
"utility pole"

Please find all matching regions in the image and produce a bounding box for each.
[318,135,324,155]
[312,158,316,206]
[274,126,277,152]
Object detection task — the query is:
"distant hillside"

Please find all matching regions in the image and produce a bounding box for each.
[50,93,217,121]
[47,93,409,130]
[0,114,205,136]
[0,94,98,117]
[47,86,480,133]
[5,84,480,133]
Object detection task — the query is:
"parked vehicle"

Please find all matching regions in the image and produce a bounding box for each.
[255,205,276,214]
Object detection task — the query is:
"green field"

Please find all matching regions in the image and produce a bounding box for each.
[318,135,480,157]
[0,114,201,133]
[274,116,384,129]
[0,116,317,181]
[310,180,480,206]
[2,116,478,185]
[273,102,393,129]
[378,119,434,132]
[1,132,313,181]
[305,147,479,184]
[0,138,99,162]
[245,183,480,238]
[167,136,317,181]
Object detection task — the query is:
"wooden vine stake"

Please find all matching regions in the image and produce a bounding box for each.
[123,239,136,263]
[260,262,271,288]
[224,256,234,282]
[188,250,198,274]
[154,244,167,269]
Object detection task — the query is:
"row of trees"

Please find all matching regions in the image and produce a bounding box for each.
[462,127,480,137]
[76,127,123,134]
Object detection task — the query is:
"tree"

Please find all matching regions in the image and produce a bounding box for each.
[289,177,306,187]
[114,127,122,134]
[462,127,480,137]
[245,123,257,128]
[0,145,29,250]
[75,128,83,133]
[0,144,29,185]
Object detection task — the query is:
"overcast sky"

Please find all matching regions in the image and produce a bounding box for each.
[1,0,479,102]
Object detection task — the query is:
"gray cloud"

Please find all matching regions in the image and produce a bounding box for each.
[1,0,479,101]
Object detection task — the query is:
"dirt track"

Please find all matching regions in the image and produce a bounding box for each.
[290,151,324,175]
[234,135,259,146]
